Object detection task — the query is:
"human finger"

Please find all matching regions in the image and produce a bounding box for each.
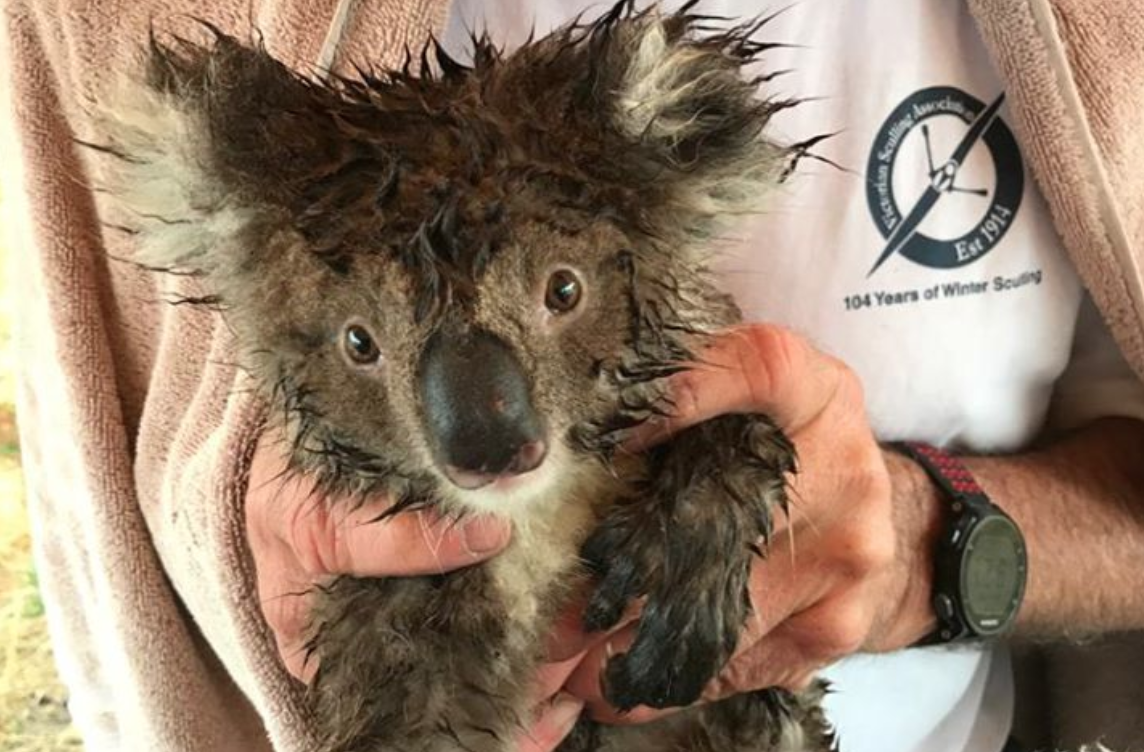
[273,605,319,685]
[702,622,817,700]
[561,626,677,725]
[514,693,584,752]
[623,325,843,449]
[259,476,511,577]
[530,653,589,707]
[247,431,513,578]
[546,593,643,663]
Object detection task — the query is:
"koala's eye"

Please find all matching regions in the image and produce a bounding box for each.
[343,324,381,365]
[544,269,582,314]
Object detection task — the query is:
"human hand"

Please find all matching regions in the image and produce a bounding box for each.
[557,324,943,723]
[516,653,591,752]
[245,430,512,682]
[245,431,586,749]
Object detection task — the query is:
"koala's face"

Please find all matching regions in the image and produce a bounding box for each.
[239,206,648,511]
[94,4,791,512]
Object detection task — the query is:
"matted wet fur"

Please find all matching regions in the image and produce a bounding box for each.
[88,2,835,750]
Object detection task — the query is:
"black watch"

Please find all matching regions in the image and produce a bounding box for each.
[892,441,1028,645]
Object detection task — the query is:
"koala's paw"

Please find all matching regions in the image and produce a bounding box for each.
[605,579,744,711]
[580,495,755,711]
[580,413,793,712]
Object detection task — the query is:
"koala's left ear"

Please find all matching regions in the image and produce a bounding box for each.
[88,28,346,277]
[592,6,795,245]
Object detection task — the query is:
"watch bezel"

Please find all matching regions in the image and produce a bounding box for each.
[957,511,1028,638]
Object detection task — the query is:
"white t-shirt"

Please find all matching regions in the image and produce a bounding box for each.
[439,2,1142,751]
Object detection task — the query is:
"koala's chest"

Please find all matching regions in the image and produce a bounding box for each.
[487,503,594,646]
[484,463,631,649]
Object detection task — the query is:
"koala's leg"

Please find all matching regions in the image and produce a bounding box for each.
[308,567,523,752]
[581,413,794,711]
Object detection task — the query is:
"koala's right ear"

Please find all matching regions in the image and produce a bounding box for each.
[90,29,344,276]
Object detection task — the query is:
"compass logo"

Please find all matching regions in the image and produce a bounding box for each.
[865,86,1024,276]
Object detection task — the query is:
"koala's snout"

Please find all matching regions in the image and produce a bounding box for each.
[418,328,548,490]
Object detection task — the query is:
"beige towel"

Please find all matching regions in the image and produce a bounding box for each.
[1,1,444,748]
[971,3,1144,747]
[971,0,1144,383]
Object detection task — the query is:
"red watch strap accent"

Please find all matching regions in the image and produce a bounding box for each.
[897,441,984,497]
[892,441,991,506]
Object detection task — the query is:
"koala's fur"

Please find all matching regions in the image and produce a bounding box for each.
[89,2,835,751]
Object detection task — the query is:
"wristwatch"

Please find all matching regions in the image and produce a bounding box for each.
[892,441,1028,644]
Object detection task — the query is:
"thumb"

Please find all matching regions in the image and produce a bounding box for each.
[515,694,584,752]
[625,325,842,449]
[249,437,512,577]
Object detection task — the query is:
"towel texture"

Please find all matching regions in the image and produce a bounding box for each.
[1,2,444,749]
[971,0,1144,382]
[0,0,1141,749]
[970,3,1144,747]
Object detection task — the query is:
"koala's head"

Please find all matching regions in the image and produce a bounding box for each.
[93,3,794,515]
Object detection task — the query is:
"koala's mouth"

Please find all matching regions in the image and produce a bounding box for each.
[442,439,549,490]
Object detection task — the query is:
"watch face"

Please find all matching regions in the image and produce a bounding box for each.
[960,515,1027,636]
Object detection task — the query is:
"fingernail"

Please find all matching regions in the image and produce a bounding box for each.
[549,693,584,732]
[461,516,512,554]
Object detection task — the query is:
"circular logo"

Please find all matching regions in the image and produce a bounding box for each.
[865,86,1024,275]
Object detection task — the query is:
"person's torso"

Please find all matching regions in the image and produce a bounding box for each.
[440,2,1085,750]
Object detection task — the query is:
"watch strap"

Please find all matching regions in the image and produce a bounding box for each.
[891,440,989,506]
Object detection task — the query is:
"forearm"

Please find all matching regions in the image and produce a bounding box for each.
[889,417,1144,641]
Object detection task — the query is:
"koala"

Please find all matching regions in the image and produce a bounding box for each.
[89,2,836,751]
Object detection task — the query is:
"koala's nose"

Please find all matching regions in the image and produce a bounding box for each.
[418,328,548,489]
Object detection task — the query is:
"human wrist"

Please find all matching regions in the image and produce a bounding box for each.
[867,449,944,651]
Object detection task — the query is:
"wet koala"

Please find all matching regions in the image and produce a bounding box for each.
[91,3,835,751]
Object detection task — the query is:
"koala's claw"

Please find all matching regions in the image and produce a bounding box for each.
[581,562,640,633]
[580,514,647,633]
[603,601,726,710]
